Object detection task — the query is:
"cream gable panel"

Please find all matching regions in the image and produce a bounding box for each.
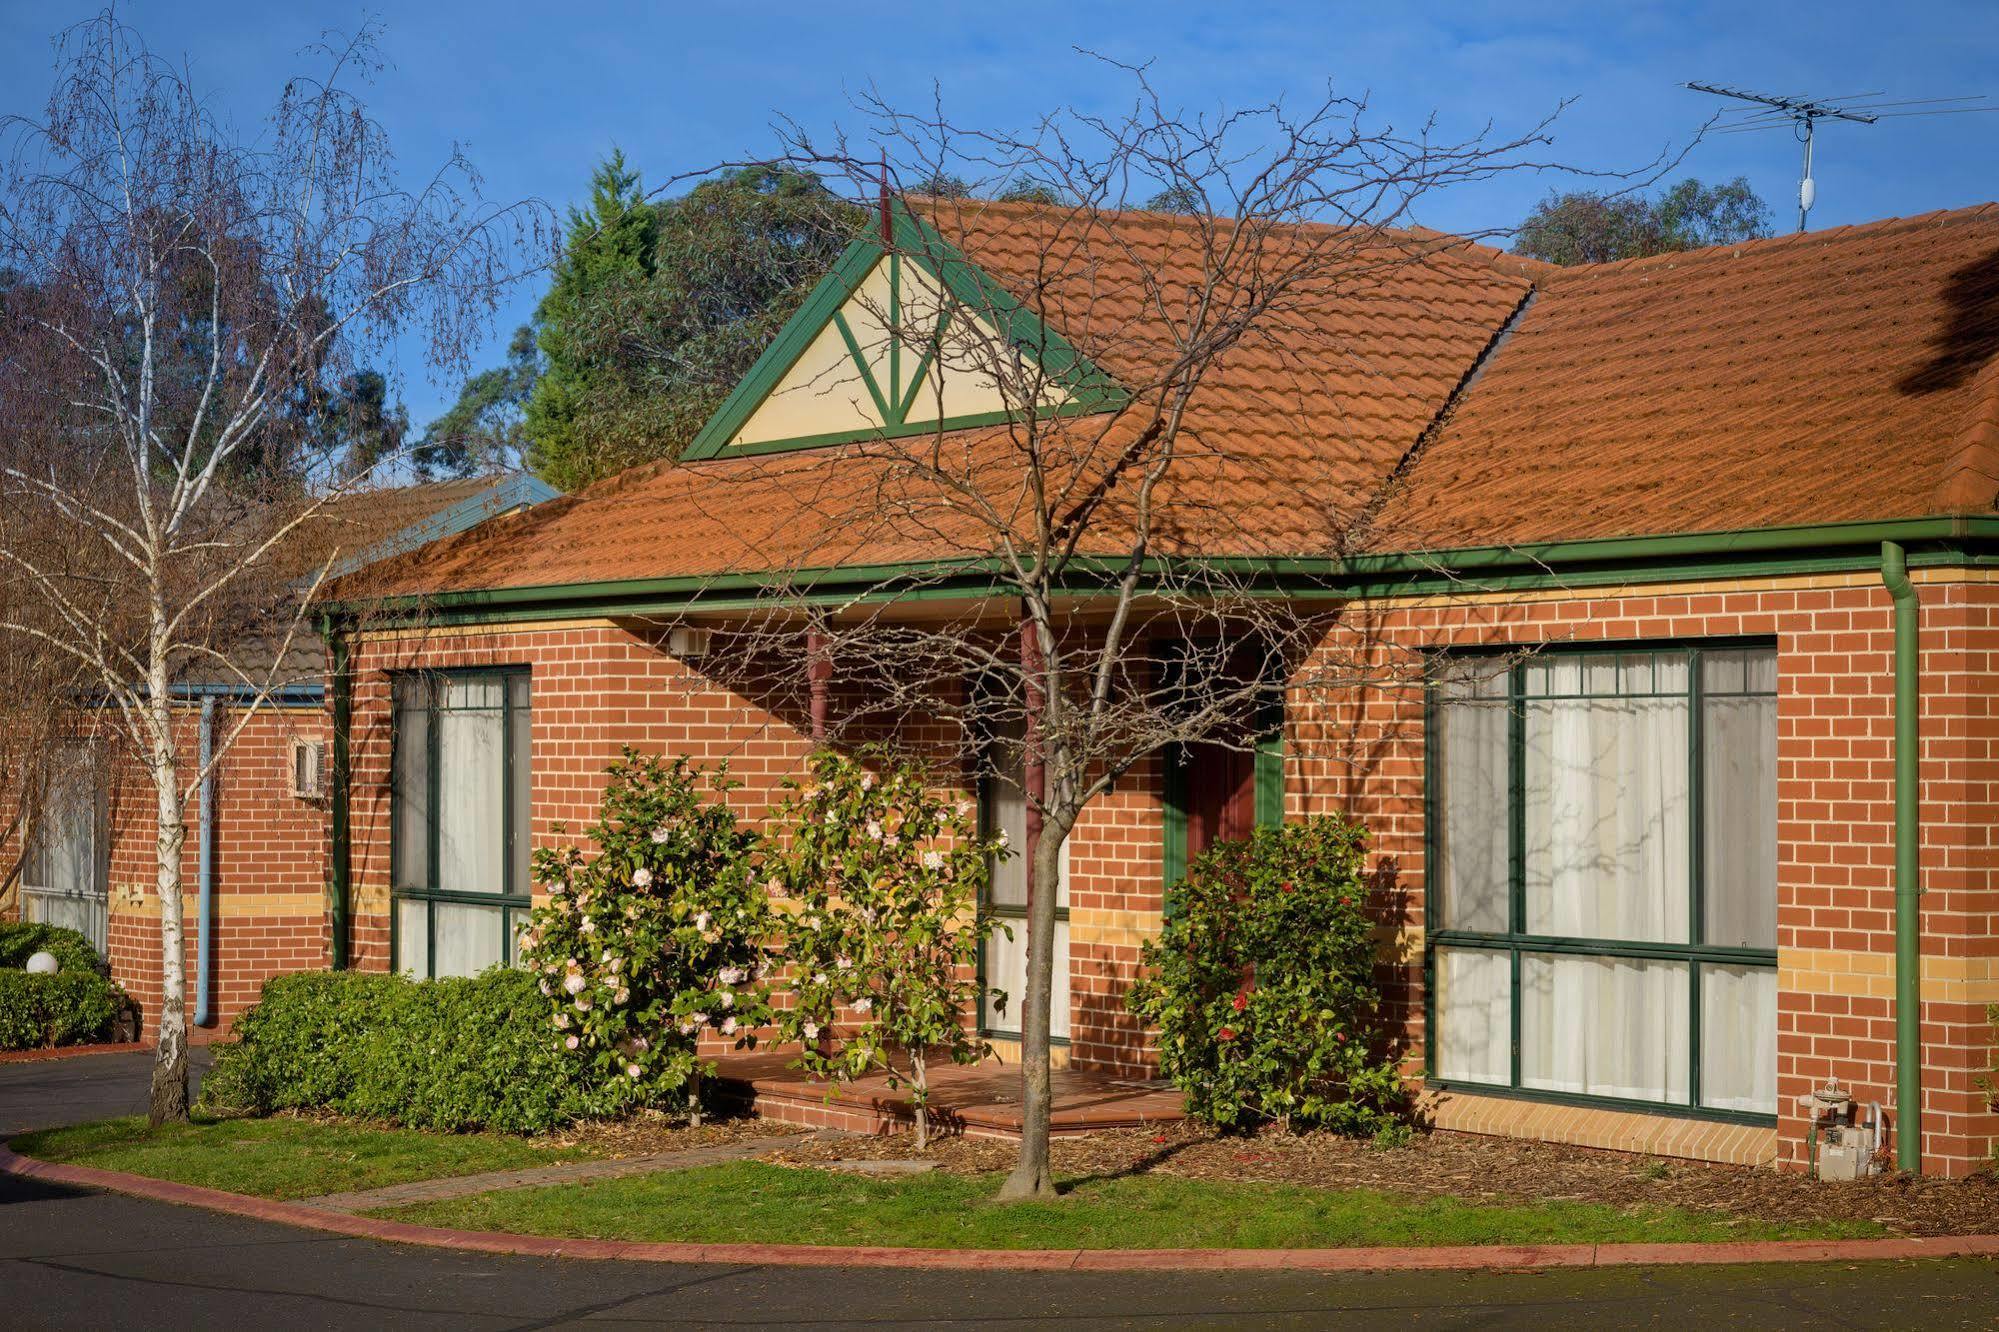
[730,255,1062,448]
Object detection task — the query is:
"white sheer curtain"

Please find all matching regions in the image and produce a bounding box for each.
[27,747,106,953]
[1434,947,1511,1083]
[1701,963,1777,1112]
[437,703,505,895]
[1524,674,1690,942]
[1703,650,1778,949]
[1436,677,1510,933]
[1521,952,1689,1101]
[432,902,506,978]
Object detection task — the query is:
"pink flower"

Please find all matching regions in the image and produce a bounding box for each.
[553,1013,570,1030]
[650,826,671,844]
[836,956,853,972]
[694,911,712,932]
[852,997,873,1014]
[718,991,735,1010]
[627,1063,643,1078]
[614,987,630,1005]
[565,1035,580,1050]
[632,867,653,888]
[573,994,592,1012]
[721,1016,739,1036]
[922,850,944,871]
[803,1021,820,1040]
[719,966,745,985]
[563,972,587,995]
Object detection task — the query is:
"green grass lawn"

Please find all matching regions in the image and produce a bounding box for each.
[371,1160,1884,1250]
[11,1116,598,1201]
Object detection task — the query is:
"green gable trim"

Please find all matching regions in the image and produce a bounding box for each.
[333,515,1999,629]
[681,199,1128,462]
[682,237,883,460]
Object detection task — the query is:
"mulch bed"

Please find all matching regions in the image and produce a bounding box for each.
[765,1122,1999,1238]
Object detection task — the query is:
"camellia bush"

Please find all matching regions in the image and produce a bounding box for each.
[522,747,773,1119]
[1128,816,1405,1135]
[769,748,1001,1149]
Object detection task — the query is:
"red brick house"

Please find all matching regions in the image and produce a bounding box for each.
[4,473,558,1040]
[332,199,1999,1176]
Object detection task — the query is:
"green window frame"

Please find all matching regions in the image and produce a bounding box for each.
[1423,640,1779,1125]
[390,667,532,978]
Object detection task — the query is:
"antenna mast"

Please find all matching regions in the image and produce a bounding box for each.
[1686,82,1995,233]
[1685,83,1876,232]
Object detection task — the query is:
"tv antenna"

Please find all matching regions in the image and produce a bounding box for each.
[1685,82,1996,232]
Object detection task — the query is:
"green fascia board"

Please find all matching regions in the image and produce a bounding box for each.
[330,515,1999,628]
[680,199,1128,463]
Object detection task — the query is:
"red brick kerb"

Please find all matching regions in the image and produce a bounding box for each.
[5,1146,1997,1273]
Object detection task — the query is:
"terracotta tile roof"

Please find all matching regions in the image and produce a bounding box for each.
[370,201,1999,599]
[368,202,1535,595]
[1381,203,1999,548]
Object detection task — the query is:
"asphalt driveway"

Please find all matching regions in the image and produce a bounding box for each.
[3,1050,1997,1328]
[0,1047,211,1135]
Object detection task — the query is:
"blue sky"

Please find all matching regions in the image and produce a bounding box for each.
[3,1,1995,429]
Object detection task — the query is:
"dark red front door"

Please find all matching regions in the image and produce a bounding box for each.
[1184,740,1256,861]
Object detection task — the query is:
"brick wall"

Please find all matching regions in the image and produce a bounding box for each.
[340,568,1999,1176]
[1284,569,1999,1177]
[101,704,330,1042]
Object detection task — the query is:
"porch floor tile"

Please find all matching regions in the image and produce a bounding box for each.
[709,1050,1186,1139]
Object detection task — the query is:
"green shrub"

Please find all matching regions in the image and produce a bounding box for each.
[203,969,596,1133]
[1128,816,1406,1135]
[522,748,772,1118]
[0,970,124,1049]
[0,922,123,1050]
[0,921,107,976]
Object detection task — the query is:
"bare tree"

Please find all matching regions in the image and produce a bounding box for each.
[0,11,542,1122]
[633,72,1596,1199]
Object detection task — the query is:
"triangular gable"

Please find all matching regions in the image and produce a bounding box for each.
[683,202,1127,460]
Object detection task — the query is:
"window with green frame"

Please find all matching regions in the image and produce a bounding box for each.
[1426,643,1778,1120]
[391,669,532,978]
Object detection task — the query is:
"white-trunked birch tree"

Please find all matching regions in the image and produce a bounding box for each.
[0,12,542,1121]
[653,72,1609,1199]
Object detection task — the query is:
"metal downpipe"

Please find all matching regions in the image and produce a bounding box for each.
[1880,541,1922,1173]
[195,695,216,1028]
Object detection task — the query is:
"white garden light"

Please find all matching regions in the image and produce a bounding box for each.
[25,951,59,974]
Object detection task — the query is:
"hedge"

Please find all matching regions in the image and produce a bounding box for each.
[202,969,608,1133]
[0,922,124,1051]
[0,921,107,976]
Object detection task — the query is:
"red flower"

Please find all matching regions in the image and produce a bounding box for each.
[1218,1026,1237,1042]
[1339,895,1353,906]
[1279,881,1295,894]
[1232,990,1248,1013]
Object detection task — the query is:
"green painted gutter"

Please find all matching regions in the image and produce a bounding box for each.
[325,620,353,971]
[1880,542,1922,1173]
[326,515,1999,630]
